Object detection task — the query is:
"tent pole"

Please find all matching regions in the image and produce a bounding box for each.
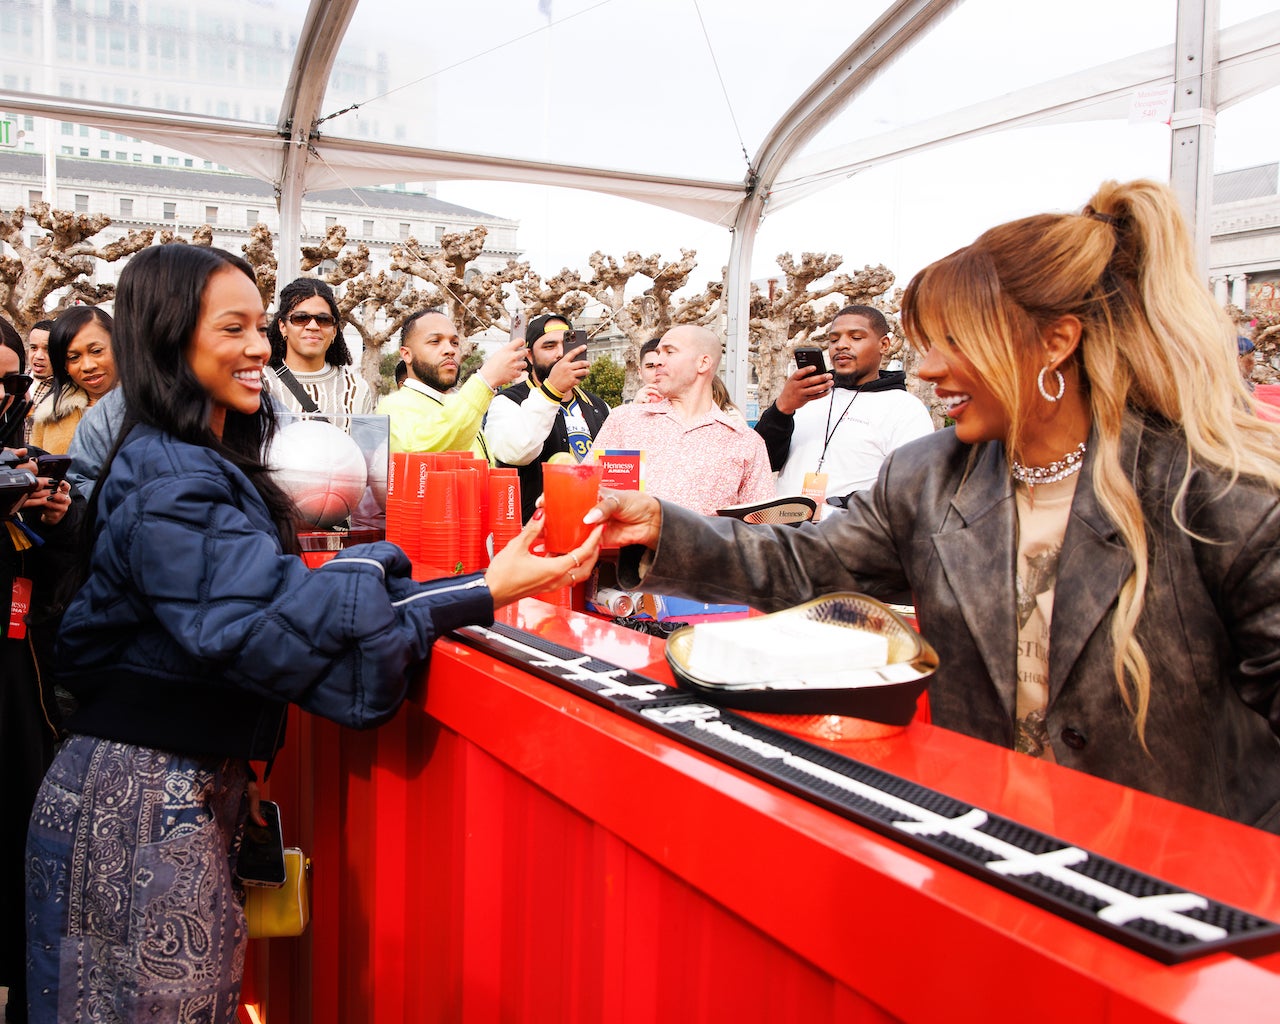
[1169,0,1218,278]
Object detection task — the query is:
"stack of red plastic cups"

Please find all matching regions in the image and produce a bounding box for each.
[487,468,523,558]
[418,469,460,572]
[454,467,484,573]
[385,452,412,555]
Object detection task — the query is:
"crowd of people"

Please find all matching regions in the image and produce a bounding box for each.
[2,176,1279,1021]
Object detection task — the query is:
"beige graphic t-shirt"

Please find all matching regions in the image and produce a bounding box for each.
[1013,476,1078,761]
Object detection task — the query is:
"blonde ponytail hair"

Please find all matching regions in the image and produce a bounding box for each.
[902,179,1280,745]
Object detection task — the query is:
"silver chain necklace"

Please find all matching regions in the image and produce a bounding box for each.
[1010,441,1087,485]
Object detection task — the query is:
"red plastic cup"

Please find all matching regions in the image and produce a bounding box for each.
[422,470,457,523]
[542,462,603,555]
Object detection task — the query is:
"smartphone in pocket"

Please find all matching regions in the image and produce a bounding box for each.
[237,800,287,887]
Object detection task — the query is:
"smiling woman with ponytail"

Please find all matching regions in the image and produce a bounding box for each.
[589,178,1280,834]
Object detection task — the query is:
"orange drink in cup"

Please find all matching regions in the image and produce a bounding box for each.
[541,460,603,555]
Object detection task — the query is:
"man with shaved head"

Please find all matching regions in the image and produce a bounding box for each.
[589,325,773,515]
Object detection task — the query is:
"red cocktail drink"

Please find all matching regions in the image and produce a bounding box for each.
[542,462,603,554]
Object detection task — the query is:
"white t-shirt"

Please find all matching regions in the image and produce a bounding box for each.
[774,387,933,500]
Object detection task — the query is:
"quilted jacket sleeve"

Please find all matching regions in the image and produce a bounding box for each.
[73,438,493,729]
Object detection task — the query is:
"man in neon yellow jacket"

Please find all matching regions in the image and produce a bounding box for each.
[376,310,527,460]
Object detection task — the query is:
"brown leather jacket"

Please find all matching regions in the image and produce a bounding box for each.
[621,413,1280,832]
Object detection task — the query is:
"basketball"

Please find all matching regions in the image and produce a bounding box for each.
[268,419,369,528]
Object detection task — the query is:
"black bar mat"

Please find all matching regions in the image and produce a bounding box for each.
[454,622,1280,964]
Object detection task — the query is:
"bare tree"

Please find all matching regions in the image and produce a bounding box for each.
[513,249,721,393]
[391,226,529,351]
[0,202,153,334]
[241,222,278,309]
[512,265,592,325]
[748,254,899,408]
[339,270,436,388]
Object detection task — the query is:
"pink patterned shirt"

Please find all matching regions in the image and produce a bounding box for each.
[590,399,775,515]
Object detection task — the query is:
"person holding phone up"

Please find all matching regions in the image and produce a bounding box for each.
[24,245,602,1024]
[754,305,933,513]
[485,313,612,521]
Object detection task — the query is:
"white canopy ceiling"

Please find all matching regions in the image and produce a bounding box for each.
[2,0,1278,395]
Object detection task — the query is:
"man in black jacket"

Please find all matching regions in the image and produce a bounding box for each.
[484,314,612,521]
[755,305,932,512]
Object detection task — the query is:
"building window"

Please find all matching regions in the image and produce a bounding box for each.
[27,189,42,206]
[74,193,88,213]
[115,151,126,160]
[183,158,192,167]
[61,121,73,135]
[99,149,109,159]
[246,209,259,226]
[362,219,374,235]
[203,160,212,169]
[205,205,218,224]
[78,124,88,137]
[60,146,72,156]
[78,147,88,156]
[163,202,176,221]
[119,198,132,217]
[132,153,141,162]
[434,225,445,243]
[167,157,178,166]
[152,155,161,164]
[325,216,337,230]
[398,222,410,239]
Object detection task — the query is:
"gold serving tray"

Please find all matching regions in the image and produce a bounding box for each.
[664,593,938,724]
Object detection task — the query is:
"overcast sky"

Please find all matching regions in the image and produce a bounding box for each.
[425,0,1280,297]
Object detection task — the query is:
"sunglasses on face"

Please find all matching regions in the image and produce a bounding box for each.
[286,311,337,328]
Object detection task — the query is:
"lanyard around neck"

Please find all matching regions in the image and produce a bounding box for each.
[816,387,860,472]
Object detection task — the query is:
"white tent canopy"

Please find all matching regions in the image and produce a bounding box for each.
[2,0,1278,399]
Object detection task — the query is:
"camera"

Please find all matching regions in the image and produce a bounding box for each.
[1,467,39,517]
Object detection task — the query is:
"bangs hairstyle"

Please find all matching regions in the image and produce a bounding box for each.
[267,276,349,367]
[901,241,1052,470]
[109,244,297,546]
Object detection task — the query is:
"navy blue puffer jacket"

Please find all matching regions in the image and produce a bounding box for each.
[57,426,493,760]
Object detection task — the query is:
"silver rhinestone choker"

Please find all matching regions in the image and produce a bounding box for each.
[1010,441,1087,485]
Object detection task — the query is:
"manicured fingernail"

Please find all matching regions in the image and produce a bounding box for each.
[531,509,544,522]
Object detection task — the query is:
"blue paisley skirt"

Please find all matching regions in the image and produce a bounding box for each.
[25,735,250,1024]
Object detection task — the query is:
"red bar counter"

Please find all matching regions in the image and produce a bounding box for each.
[243,600,1280,1023]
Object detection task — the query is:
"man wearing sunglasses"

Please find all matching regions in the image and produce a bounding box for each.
[266,278,374,427]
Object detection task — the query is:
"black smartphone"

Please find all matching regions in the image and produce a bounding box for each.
[793,346,827,376]
[237,800,287,887]
[36,453,72,484]
[569,329,590,362]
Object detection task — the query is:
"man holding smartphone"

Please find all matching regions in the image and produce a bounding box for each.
[484,313,612,521]
[754,305,933,514]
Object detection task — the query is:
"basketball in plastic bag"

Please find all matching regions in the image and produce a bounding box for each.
[268,419,369,528]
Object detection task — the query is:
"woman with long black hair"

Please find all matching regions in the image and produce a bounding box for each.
[24,244,600,1022]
